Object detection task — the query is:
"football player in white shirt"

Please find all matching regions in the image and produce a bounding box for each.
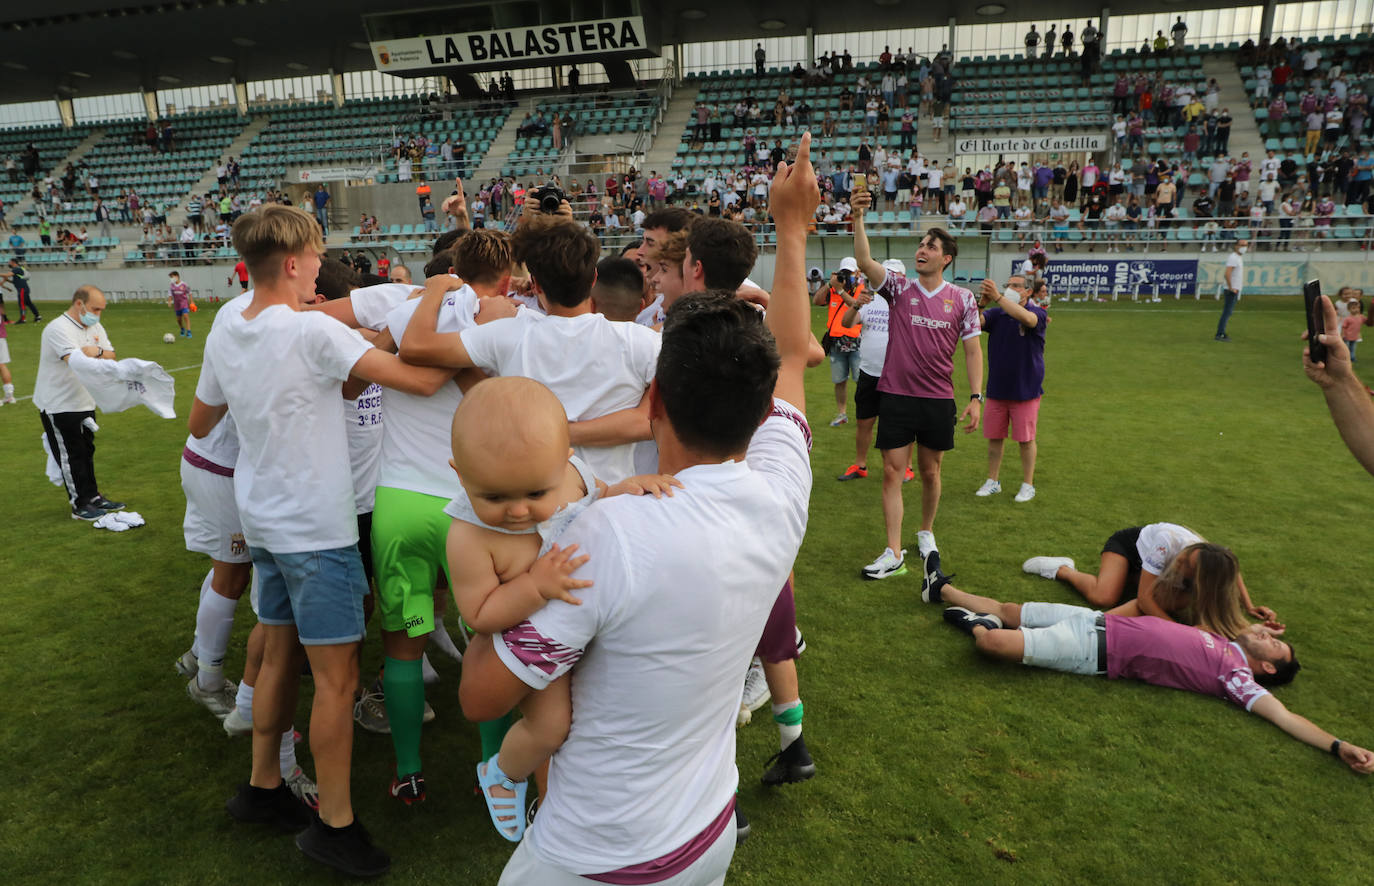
[457,132,820,886]
[401,218,660,485]
[314,231,519,803]
[188,206,455,877]
[178,290,318,808]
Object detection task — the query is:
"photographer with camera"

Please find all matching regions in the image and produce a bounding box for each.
[814,258,866,428]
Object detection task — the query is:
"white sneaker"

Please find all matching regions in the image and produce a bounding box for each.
[222,706,253,737]
[975,479,1002,497]
[915,530,937,558]
[829,413,848,427]
[862,547,907,580]
[186,675,237,719]
[1013,483,1036,502]
[737,658,771,727]
[1022,556,1074,581]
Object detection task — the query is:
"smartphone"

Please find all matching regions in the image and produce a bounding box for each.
[1304,279,1327,364]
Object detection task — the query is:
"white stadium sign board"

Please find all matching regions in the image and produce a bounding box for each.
[955,134,1109,154]
[372,17,649,73]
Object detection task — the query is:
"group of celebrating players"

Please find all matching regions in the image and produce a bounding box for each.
[171,132,1372,884]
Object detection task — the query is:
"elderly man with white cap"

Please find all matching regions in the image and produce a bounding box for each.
[813,256,867,427]
[836,258,915,484]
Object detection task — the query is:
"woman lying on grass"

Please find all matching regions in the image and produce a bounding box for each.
[1020,522,1280,635]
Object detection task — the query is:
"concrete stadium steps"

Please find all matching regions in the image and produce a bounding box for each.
[8,127,106,224]
[1202,57,1265,161]
[469,99,538,184]
[642,83,699,173]
[183,115,273,214]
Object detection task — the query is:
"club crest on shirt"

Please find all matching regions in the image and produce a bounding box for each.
[942,299,953,313]
[230,533,246,556]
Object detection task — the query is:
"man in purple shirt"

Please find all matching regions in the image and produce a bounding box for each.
[851,188,983,583]
[925,580,1374,775]
[973,275,1047,503]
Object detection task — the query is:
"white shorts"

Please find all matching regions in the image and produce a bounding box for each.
[1018,602,1103,677]
[180,456,250,564]
[498,818,734,886]
[0,339,9,363]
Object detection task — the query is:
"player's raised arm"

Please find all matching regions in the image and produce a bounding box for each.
[767,132,820,410]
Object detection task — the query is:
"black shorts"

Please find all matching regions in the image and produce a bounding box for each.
[875,393,956,451]
[1101,526,1143,600]
[854,371,881,420]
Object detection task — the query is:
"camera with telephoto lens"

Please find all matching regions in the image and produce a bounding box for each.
[529,182,566,214]
[836,268,854,286]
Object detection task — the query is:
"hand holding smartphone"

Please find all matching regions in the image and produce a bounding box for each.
[1304,279,1327,365]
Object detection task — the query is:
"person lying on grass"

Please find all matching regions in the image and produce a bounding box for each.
[927,579,1374,774]
[1021,523,1280,629]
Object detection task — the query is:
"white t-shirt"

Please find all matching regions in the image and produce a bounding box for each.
[927,168,943,190]
[857,297,891,377]
[1136,522,1203,575]
[375,286,481,499]
[350,282,418,331]
[459,312,661,483]
[34,313,114,414]
[1224,251,1244,295]
[184,292,252,470]
[1258,180,1278,202]
[635,293,665,328]
[496,399,812,874]
[346,383,384,514]
[196,305,372,553]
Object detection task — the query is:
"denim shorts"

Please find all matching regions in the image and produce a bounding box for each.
[251,545,368,645]
[829,345,860,384]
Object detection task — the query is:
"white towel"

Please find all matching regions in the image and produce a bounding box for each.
[67,352,177,418]
[112,511,145,527]
[41,434,65,487]
[93,513,130,532]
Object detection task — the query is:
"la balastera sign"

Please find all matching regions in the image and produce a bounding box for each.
[373,17,650,73]
[956,134,1109,154]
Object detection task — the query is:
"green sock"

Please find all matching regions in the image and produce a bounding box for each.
[478,711,516,761]
[383,656,425,777]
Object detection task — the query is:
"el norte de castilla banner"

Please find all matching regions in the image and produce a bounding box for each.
[373,17,652,74]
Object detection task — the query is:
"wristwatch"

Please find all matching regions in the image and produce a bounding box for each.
[970,393,983,402]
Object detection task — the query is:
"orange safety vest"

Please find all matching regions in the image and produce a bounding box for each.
[825,283,864,338]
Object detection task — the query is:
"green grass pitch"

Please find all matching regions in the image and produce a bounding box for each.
[1,295,1371,884]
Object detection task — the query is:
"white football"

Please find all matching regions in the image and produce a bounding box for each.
[163,333,176,343]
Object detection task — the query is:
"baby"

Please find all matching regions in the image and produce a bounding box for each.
[444,376,676,841]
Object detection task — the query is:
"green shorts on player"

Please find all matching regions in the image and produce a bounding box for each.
[371,486,450,637]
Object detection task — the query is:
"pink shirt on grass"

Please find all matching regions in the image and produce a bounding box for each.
[874,271,979,400]
[1105,616,1269,710]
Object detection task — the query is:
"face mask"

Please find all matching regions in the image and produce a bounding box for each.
[80,311,99,327]
[1238,246,1248,254]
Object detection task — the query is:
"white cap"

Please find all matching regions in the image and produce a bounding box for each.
[839,257,859,272]
[882,258,906,275]
[808,266,822,278]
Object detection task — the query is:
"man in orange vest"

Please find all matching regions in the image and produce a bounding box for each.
[814,257,865,426]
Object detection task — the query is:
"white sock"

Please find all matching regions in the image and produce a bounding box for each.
[235,681,254,722]
[421,651,440,684]
[2,383,13,398]
[429,619,463,661]
[772,699,803,750]
[196,589,240,691]
[916,530,937,556]
[189,569,214,662]
[279,727,297,778]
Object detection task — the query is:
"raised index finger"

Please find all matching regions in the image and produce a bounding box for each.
[793,131,813,169]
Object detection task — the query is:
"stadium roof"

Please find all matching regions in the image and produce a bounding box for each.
[1,0,1267,105]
